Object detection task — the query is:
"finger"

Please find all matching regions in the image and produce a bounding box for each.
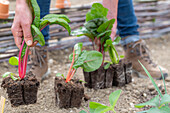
[21,22,33,46]
[11,24,23,49]
[30,41,38,47]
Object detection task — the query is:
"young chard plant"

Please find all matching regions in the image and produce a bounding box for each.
[18,0,71,79]
[2,57,20,81]
[135,61,170,113]
[80,89,122,113]
[56,42,103,83]
[72,3,123,68]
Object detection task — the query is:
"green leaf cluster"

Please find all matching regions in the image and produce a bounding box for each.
[2,72,19,81]
[71,3,123,66]
[1,57,19,81]
[69,43,103,72]
[79,90,122,113]
[21,0,71,58]
[135,61,170,113]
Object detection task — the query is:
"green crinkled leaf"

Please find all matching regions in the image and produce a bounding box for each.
[56,73,65,78]
[31,24,45,46]
[71,27,95,40]
[69,43,84,62]
[2,72,12,78]
[9,56,18,66]
[109,89,122,107]
[112,36,121,45]
[86,3,108,22]
[97,19,115,33]
[21,43,27,58]
[72,51,87,69]
[97,30,112,38]
[40,17,71,35]
[160,94,170,106]
[104,63,110,70]
[160,106,170,113]
[135,95,159,108]
[94,106,111,113]
[138,61,163,97]
[89,102,107,113]
[79,110,87,113]
[41,14,70,23]
[82,51,103,72]
[10,75,18,81]
[145,107,170,113]
[101,36,111,45]
[31,0,40,28]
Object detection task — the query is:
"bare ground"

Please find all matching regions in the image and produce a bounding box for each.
[0,34,170,113]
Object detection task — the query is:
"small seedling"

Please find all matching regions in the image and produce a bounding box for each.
[56,42,103,82]
[72,3,124,68]
[79,89,122,113]
[17,0,71,79]
[135,61,170,113]
[2,57,19,80]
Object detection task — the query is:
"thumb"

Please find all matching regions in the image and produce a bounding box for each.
[22,23,33,46]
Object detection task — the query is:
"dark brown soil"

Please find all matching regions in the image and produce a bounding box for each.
[54,77,84,108]
[1,72,39,107]
[84,59,132,89]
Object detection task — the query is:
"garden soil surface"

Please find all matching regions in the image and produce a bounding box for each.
[0,34,170,113]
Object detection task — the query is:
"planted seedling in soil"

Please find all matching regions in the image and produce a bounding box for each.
[135,61,170,113]
[1,57,39,107]
[1,0,71,107]
[79,89,122,113]
[72,3,132,89]
[54,43,103,108]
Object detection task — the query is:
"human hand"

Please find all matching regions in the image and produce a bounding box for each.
[11,0,36,48]
[103,0,118,41]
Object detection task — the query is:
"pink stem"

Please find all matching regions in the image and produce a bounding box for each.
[18,40,25,79]
[21,46,30,79]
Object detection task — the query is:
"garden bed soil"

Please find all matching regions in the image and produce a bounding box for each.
[83,59,132,89]
[54,77,84,108]
[1,72,39,107]
[0,35,170,112]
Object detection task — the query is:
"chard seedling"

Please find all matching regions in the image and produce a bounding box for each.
[2,57,19,81]
[135,61,170,113]
[72,3,123,68]
[79,89,122,113]
[18,0,71,79]
[56,42,103,82]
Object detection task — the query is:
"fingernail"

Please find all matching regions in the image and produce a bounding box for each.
[26,40,32,46]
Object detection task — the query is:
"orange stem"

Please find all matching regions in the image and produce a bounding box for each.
[66,49,75,82]
[66,69,76,82]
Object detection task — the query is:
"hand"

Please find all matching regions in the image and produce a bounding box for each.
[103,0,118,41]
[11,0,35,48]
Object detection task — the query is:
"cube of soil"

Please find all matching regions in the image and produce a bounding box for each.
[112,63,126,86]
[105,66,114,88]
[54,77,84,108]
[1,72,39,107]
[83,66,106,89]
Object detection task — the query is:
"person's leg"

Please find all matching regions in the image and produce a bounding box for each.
[37,0,51,43]
[117,0,140,45]
[117,0,168,79]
